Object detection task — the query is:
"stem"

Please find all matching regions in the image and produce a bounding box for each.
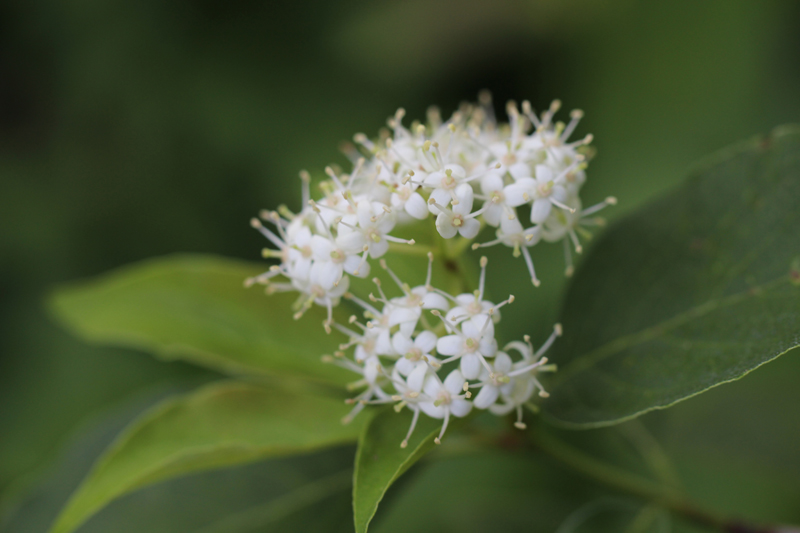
[528,429,787,533]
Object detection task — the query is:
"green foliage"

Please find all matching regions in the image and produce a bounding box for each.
[48,255,353,385]
[352,408,445,533]
[545,126,800,427]
[48,381,364,533]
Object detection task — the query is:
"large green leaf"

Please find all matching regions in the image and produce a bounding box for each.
[544,125,800,427]
[48,381,364,533]
[352,407,445,533]
[48,254,352,385]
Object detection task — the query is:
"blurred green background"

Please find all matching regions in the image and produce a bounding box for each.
[1,1,799,531]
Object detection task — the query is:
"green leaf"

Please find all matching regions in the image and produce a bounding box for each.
[48,254,353,385]
[352,407,451,533]
[48,381,364,533]
[544,125,800,427]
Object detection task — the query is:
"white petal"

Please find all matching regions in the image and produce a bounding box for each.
[479,337,498,357]
[473,385,500,409]
[436,335,463,356]
[407,364,428,392]
[310,235,334,260]
[404,193,428,220]
[523,225,542,246]
[551,185,568,203]
[368,238,389,258]
[293,226,312,247]
[450,398,473,418]
[336,231,365,254]
[424,171,445,187]
[414,330,438,353]
[392,332,414,355]
[482,204,502,227]
[504,178,535,207]
[343,254,369,277]
[499,216,524,236]
[444,369,465,394]
[389,307,419,328]
[444,164,466,179]
[364,356,380,384]
[423,375,442,398]
[435,213,458,239]
[310,261,342,291]
[452,184,474,215]
[428,187,451,214]
[494,351,513,373]
[535,165,555,182]
[419,401,445,419]
[395,357,414,376]
[530,198,552,224]
[509,162,531,180]
[356,201,374,228]
[421,292,449,311]
[460,353,481,380]
[461,315,484,338]
[458,217,481,239]
[480,172,504,195]
[376,329,394,355]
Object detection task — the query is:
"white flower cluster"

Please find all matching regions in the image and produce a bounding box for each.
[323,256,559,447]
[247,95,615,445]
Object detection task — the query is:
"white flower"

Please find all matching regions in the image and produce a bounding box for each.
[435,313,498,380]
[480,171,516,227]
[390,181,428,220]
[418,369,473,444]
[444,257,512,326]
[541,195,617,276]
[474,217,543,286]
[430,184,481,239]
[392,330,440,376]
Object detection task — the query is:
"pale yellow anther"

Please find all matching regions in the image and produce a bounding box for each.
[555,323,563,336]
[423,140,431,152]
[480,256,488,267]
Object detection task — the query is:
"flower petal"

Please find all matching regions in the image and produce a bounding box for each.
[437,335,463,356]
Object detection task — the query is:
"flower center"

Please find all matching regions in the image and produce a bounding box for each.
[467,301,483,315]
[310,285,326,298]
[441,169,456,189]
[433,390,452,407]
[537,181,553,197]
[405,347,422,361]
[502,153,517,166]
[452,215,464,227]
[464,337,479,352]
[330,249,346,263]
